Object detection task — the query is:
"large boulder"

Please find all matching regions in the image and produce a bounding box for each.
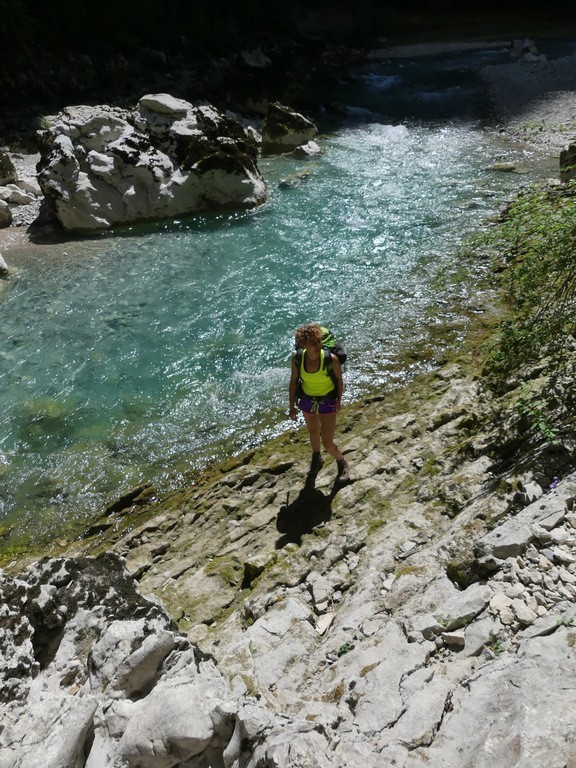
[36,94,268,233]
[0,150,17,185]
[261,102,318,155]
[0,199,12,228]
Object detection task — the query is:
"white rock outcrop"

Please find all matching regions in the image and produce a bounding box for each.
[37,94,268,233]
[0,554,279,768]
[0,198,12,228]
[261,102,318,155]
[0,149,17,185]
[4,362,576,767]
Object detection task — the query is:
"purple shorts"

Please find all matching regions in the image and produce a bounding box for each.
[298,395,339,415]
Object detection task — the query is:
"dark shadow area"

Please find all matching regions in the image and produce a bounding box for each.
[26,200,65,244]
[276,472,346,548]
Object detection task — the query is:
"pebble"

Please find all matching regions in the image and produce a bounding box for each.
[505,583,525,599]
[558,568,576,585]
[316,614,334,635]
[539,549,556,564]
[442,631,465,647]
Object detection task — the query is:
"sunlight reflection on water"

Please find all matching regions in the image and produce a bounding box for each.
[0,69,555,541]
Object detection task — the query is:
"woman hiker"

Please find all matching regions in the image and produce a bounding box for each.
[289,323,350,482]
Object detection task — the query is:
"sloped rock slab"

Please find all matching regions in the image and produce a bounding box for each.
[476,490,568,561]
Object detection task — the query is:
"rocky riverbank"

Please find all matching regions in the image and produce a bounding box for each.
[2,342,576,766]
[2,37,576,768]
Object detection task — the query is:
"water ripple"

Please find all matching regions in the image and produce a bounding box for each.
[0,106,549,539]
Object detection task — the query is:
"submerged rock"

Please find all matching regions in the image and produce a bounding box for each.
[37,95,268,233]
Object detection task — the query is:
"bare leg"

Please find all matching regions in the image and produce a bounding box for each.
[302,411,322,453]
[319,412,344,461]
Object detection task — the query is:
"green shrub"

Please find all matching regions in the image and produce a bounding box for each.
[481,181,576,382]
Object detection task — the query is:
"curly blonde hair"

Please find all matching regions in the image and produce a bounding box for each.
[294,323,323,349]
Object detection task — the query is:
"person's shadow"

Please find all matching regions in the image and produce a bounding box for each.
[276,472,340,548]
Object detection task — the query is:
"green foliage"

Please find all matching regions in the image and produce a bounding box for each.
[395,564,426,578]
[337,640,355,657]
[487,630,505,655]
[480,181,576,382]
[204,556,242,586]
[515,392,558,445]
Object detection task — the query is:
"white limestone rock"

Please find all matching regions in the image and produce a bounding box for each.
[10,695,99,768]
[407,629,576,766]
[316,612,334,635]
[490,591,513,614]
[442,630,465,647]
[245,724,334,768]
[511,598,538,626]
[16,176,42,196]
[0,183,36,204]
[386,675,454,749]
[0,200,10,228]
[478,492,569,561]
[114,674,230,767]
[515,479,543,506]
[464,615,504,657]
[403,611,444,642]
[0,149,16,185]
[307,570,333,612]
[37,97,268,233]
[89,618,178,698]
[292,140,323,159]
[138,93,190,115]
[4,466,576,768]
[437,583,494,631]
[261,102,318,155]
[351,622,429,736]
[0,554,267,768]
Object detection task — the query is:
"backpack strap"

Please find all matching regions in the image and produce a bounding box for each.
[295,348,304,375]
[322,347,338,394]
[298,347,333,374]
[295,348,337,398]
[294,349,304,403]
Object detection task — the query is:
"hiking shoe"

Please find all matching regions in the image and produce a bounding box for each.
[310,452,324,473]
[337,459,350,483]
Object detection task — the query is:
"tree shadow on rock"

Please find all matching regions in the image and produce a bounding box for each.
[276,473,339,549]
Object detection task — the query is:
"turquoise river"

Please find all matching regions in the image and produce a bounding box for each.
[0,43,564,544]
